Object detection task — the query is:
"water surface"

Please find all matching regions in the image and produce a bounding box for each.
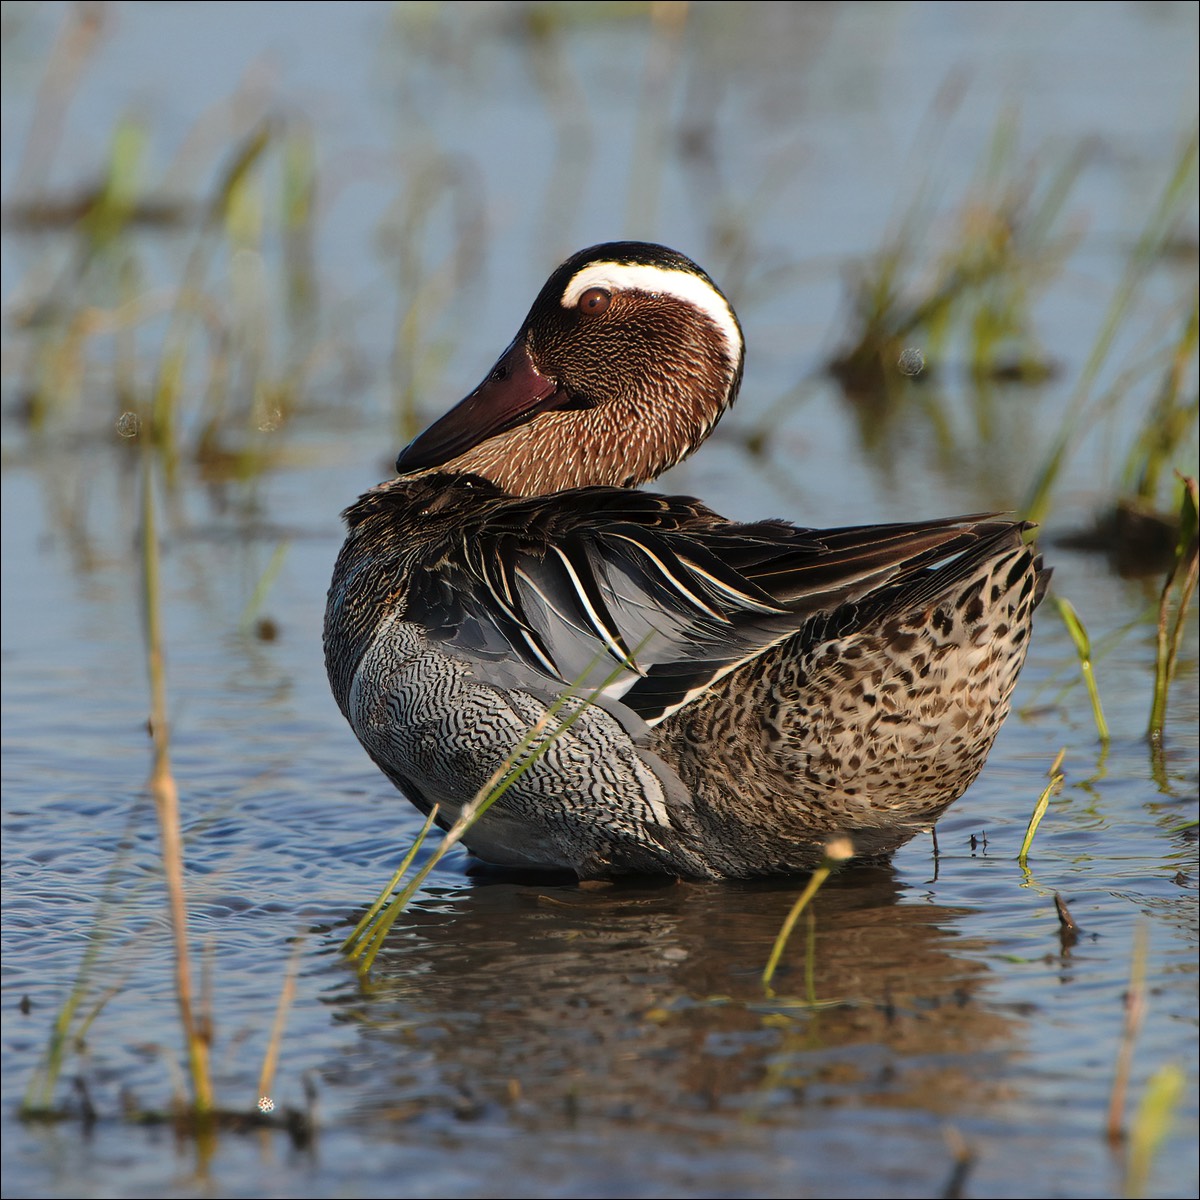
[2,3,1197,1197]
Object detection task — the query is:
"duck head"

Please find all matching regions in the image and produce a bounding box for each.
[395,242,745,496]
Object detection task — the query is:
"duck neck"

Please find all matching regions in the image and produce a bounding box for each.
[434,364,740,497]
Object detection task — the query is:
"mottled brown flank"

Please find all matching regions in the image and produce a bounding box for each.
[649,544,1040,875]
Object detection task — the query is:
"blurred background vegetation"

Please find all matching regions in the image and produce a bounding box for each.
[3,2,1195,545]
[1,4,1197,1196]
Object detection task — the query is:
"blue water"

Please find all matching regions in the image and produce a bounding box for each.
[2,3,1197,1197]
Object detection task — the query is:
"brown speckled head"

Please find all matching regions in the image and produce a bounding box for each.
[396,242,745,495]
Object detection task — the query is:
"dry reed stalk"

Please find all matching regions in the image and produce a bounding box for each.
[257,938,303,1105]
[141,451,213,1114]
[1106,923,1148,1143]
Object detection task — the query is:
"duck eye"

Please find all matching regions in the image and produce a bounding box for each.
[577,287,611,316]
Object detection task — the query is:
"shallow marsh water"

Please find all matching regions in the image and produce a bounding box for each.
[2,3,1198,1197]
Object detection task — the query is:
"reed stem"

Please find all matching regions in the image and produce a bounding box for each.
[1106,923,1148,1144]
[1149,476,1199,744]
[140,450,213,1114]
[1018,747,1066,863]
[1054,598,1109,743]
[762,838,854,990]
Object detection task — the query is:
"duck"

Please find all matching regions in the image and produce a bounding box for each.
[324,241,1049,880]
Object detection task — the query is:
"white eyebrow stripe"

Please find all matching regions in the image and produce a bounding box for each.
[560,261,743,367]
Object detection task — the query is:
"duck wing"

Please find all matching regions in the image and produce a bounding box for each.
[378,476,1032,727]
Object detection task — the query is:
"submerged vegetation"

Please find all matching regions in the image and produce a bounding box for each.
[2,3,1196,1196]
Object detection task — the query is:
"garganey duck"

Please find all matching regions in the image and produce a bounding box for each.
[325,242,1048,879]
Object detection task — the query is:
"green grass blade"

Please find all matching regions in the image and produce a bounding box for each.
[1019,747,1066,863]
[762,838,855,991]
[1125,1062,1186,1200]
[342,806,440,959]
[1055,597,1110,742]
[1150,476,1199,742]
[238,541,290,634]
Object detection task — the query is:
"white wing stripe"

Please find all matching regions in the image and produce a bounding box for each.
[606,532,726,621]
[549,546,640,670]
